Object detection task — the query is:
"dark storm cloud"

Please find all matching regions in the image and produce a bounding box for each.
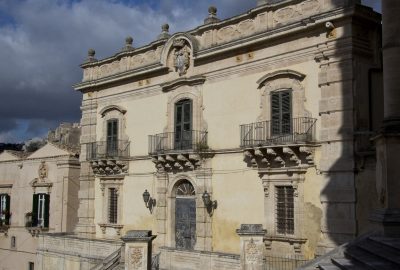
[0,0,381,142]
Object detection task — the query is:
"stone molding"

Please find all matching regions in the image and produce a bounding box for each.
[99,105,127,117]
[75,2,378,91]
[161,76,206,92]
[243,145,315,169]
[91,159,129,176]
[152,153,202,172]
[100,177,124,234]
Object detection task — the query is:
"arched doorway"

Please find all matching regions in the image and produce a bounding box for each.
[175,180,196,250]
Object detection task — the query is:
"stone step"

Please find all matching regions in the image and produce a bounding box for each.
[369,237,400,252]
[356,238,400,265]
[345,246,398,270]
[318,263,342,270]
[331,258,369,270]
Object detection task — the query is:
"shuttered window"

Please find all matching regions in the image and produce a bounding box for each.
[0,194,10,226]
[32,194,50,228]
[271,90,292,135]
[276,186,294,235]
[108,188,118,224]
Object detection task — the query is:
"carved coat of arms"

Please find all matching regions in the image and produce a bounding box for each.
[38,162,48,181]
[173,39,190,76]
[245,238,261,264]
[129,247,143,269]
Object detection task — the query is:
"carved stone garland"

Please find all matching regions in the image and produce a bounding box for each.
[152,153,202,172]
[91,159,128,176]
[243,145,314,169]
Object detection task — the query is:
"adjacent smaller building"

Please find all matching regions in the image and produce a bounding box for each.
[0,124,80,270]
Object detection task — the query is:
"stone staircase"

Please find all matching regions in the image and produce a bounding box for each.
[299,234,400,270]
[91,247,123,270]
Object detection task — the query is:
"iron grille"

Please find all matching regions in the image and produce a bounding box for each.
[276,186,294,235]
[240,117,317,148]
[86,140,130,160]
[264,255,310,270]
[148,130,208,155]
[108,188,118,224]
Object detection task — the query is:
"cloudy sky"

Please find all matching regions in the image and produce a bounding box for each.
[0,0,381,143]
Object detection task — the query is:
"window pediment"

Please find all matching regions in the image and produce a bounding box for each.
[257,70,305,89]
[161,76,206,92]
[99,105,127,117]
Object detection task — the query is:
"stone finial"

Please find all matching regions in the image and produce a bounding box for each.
[122,36,134,52]
[85,48,97,63]
[204,5,220,25]
[158,23,171,40]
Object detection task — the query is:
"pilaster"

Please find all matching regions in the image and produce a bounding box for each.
[75,95,98,235]
[316,48,357,253]
[237,224,266,270]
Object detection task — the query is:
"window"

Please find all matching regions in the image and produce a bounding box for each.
[174,99,192,150]
[0,194,10,226]
[108,188,118,224]
[107,119,118,157]
[29,262,34,270]
[32,194,50,228]
[276,186,294,235]
[271,90,292,135]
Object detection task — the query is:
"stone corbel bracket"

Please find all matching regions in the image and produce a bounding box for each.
[91,159,129,176]
[243,145,315,169]
[152,153,204,172]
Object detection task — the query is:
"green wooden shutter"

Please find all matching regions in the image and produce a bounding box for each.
[271,92,281,135]
[44,194,50,228]
[5,194,10,226]
[271,91,292,135]
[281,91,292,134]
[32,194,38,227]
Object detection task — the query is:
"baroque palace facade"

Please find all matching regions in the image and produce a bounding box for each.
[37,0,382,269]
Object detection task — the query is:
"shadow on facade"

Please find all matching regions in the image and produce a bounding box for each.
[318,0,383,254]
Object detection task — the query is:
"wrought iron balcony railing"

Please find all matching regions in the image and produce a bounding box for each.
[240,117,317,148]
[148,130,208,155]
[87,140,130,160]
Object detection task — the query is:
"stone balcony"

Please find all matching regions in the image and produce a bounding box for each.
[87,140,130,176]
[240,118,317,169]
[148,130,210,172]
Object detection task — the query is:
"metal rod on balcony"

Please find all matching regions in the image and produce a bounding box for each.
[148,130,208,155]
[87,140,130,160]
[240,117,317,148]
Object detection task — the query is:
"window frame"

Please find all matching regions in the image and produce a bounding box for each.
[32,193,50,228]
[0,193,10,226]
[108,188,118,224]
[271,89,292,136]
[275,186,295,236]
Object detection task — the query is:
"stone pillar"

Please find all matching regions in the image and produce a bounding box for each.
[155,171,168,247]
[370,0,400,236]
[75,94,98,235]
[122,230,157,270]
[237,224,266,270]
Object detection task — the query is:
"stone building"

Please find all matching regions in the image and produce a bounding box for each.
[37,0,383,269]
[0,124,80,270]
